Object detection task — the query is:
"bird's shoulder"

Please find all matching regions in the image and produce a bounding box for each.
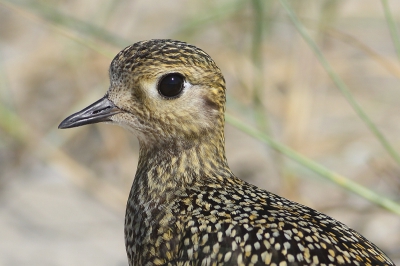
[162,180,393,265]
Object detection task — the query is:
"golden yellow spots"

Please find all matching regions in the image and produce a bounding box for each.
[283,242,291,250]
[184,237,190,246]
[249,214,258,220]
[251,254,258,263]
[337,255,346,264]
[245,244,252,257]
[263,240,271,249]
[243,233,250,242]
[202,245,210,254]
[296,253,304,262]
[217,231,223,242]
[312,255,319,264]
[237,254,244,264]
[232,241,238,251]
[223,252,232,262]
[225,226,232,237]
[212,243,220,254]
[162,231,173,241]
[232,194,241,200]
[261,251,272,264]
[303,248,311,260]
[199,223,207,231]
[256,218,267,224]
[201,234,208,245]
[190,226,198,234]
[153,258,166,265]
[191,233,199,244]
[215,222,221,231]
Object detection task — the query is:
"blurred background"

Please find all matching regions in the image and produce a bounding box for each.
[1,0,400,265]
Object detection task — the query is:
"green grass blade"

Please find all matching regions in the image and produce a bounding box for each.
[279,0,400,166]
[2,0,130,47]
[226,113,400,215]
[173,0,246,38]
[381,0,400,63]
[251,0,270,134]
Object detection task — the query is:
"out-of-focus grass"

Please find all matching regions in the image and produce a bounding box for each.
[227,113,400,215]
[251,0,269,134]
[0,0,121,57]
[327,29,400,79]
[381,0,400,62]
[281,0,400,166]
[3,0,129,47]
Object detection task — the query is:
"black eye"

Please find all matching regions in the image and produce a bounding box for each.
[158,73,184,98]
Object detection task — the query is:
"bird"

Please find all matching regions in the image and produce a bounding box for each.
[59,39,395,266]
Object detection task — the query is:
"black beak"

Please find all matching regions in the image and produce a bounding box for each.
[58,96,121,129]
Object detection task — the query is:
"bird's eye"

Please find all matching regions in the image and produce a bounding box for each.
[158,73,184,98]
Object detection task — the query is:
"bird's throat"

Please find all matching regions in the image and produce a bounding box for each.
[132,135,230,201]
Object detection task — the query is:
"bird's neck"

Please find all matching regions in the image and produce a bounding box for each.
[132,134,233,201]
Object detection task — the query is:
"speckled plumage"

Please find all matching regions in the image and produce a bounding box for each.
[59,39,395,266]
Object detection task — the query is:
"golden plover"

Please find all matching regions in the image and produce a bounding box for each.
[59,39,395,266]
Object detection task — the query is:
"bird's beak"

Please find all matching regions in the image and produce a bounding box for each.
[58,96,121,129]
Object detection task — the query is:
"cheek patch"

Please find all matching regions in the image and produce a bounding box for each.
[202,96,219,111]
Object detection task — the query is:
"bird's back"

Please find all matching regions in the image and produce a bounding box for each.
[125,174,393,266]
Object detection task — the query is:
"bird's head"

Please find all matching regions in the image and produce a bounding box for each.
[59,39,226,149]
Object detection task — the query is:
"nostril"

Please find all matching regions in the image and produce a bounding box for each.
[93,106,111,115]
